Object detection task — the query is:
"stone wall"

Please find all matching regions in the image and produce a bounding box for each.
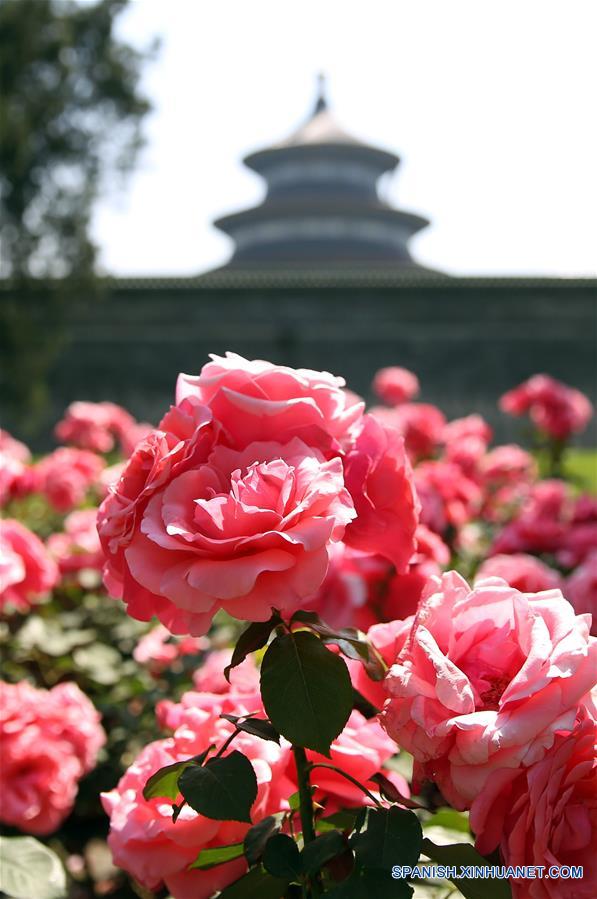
[7,277,597,449]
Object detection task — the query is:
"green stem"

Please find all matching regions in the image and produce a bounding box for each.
[214,728,241,758]
[293,746,317,843]
[293,746,320,898]
[308,762,383,808]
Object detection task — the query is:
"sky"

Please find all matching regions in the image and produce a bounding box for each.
[91,0,597,278]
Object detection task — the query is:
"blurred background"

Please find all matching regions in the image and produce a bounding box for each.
[1,0,596,447]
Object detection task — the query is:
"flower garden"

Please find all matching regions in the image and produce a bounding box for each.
[1,354,595,899]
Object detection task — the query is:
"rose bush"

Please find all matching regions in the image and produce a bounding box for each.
[0,360,594,899]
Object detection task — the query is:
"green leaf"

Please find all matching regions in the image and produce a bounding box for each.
[0,836,66,899]
[316,810,359,833]
[301,831,347,875]
[288,790,301,811]
[353,807,422,871]
[179,751,257,823]
[221,713,280,744]
[328,867,413,898]
[243,815,281,865]
[224,615,280,681]
[262,833,302,881]
[422,838,512,899]
[260,631,353,756]
[189,842,245,870]
[218,864,289,898]
[424,807,470,833]
[143,747,213,801]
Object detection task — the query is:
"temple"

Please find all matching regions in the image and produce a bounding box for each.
[211,76,434,272]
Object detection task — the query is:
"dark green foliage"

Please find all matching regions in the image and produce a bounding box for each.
[260,631,353,756]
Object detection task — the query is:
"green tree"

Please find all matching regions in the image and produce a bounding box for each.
[0,0,154,430]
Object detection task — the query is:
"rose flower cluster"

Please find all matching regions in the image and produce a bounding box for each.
[1,357,595,899]
[0,680,105,835]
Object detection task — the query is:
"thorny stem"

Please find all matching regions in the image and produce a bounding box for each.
[308,762,384,808]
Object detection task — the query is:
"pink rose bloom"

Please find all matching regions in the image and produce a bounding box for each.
[370,402,446,461]
[443,435,488,479]
[133,624,208,671]
[372,366,420,406]
[300,710,410,814]
[47,509,104,576]
[0,520,58,611]
[500,374,593,441]
[113,436,354,636]
[566,552,597,635]
[0,680,105,835]
[414,461,482,536]
[102,703,294,899]
[157,654,264,734]
[556,497,597,567]
[119,420,154,457]
[177,352,364,454]
[55,401,136,454]
[443,414,493,448]
[96,460,127,498]
[0,429,31,463]
[192,648,261,696]
[35,447,105,511]
[481,444,537,486]
[470,713,597,898]
[491,480,570,558]
[381,571,597,809]
[305,542,372,630]
[342,415,419,572]
[0,432,37,506]
[476,554,562,594]
[348,618,414,710]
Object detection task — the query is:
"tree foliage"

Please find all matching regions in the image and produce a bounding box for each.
[0,0,154,427]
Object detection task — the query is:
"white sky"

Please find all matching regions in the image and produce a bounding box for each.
[91,0,597,278]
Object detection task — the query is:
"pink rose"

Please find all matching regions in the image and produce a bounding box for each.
[55,401,137,454]
[470,713,597,898]
[116,437,354,635]
[118,420,154,457]
[0,429,31,463]
[133,624,208,671]
[491,480,570,557]
[35,447,105,512]
[299,710,410,814]
[192,649,261,696]
[370,402,446,461]
[0,680,105,835]
[342,415,419,572]
[414,461,482,536]
[47,509,105,576]
[102,700,294,899]
[481,444,537,486]
[566,552,597,635]
[476,553,562,594]
[372,366,420,406]
[443,414,493,448]
[0,520,58,611]
[381,571,597,809]
[177,352,364,454]
[0,432,37,506]
[500,374,593,441]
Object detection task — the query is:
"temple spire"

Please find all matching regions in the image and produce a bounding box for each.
[313,72,327,115]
